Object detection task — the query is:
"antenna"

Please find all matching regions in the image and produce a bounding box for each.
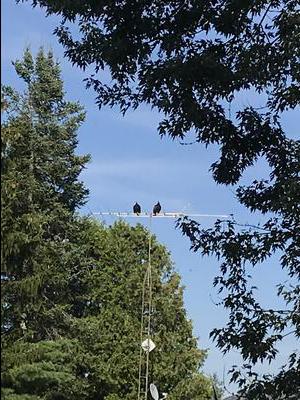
[92,209,230,400]
[137,214,153,400]
[93,212,230,219]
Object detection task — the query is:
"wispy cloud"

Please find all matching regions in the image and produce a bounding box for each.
[82,157,206,179]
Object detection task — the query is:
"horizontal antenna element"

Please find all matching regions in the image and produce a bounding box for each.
[93,212,230,219]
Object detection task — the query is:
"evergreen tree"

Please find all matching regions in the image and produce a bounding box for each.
[2,220,214,400]
[1,48,89,355]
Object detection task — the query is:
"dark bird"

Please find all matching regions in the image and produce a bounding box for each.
[133,202,141,215]
[153,201,161,216]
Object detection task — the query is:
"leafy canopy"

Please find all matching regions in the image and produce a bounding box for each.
[21,0,299,183]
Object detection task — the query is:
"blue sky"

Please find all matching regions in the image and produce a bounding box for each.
[2,0,299,395]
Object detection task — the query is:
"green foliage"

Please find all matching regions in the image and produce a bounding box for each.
[2,340,90,399]
[2,219,214,399]
[1,49,90,398]
[1,49,90,346]
[19,1,300,398]
[1,388,41,400]
[68,220,213,400]
[177,131,300,398]
[178,155,300,398]
[1,48,89,272]
[21,0,299,183]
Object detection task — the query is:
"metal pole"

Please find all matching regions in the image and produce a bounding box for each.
[144,214,152,400]
[137,268,148,400]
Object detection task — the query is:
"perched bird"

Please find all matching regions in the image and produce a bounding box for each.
[153,201,161,216]
[133,202,141,215]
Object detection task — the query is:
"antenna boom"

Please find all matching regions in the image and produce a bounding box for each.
[93,212,230,219]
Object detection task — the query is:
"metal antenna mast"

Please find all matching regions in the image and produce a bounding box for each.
[92,210,230,400]
[137,214,153,400]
